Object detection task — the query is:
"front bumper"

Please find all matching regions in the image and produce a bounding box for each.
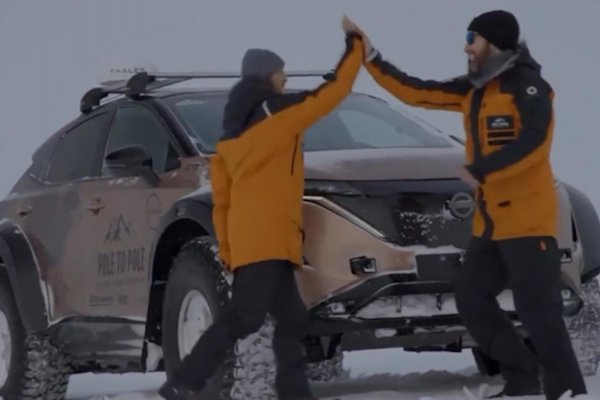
[307,272,584,337]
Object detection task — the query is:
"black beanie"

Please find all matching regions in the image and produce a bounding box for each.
[468,10,520,51]
[241,49,285,79]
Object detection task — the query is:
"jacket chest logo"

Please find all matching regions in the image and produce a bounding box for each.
[485,115,516,146]
[486,115,514,130]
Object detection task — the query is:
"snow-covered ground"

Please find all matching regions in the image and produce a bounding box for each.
[66,349,600,399]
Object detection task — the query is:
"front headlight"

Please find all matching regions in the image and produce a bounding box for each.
[304,180,363,196]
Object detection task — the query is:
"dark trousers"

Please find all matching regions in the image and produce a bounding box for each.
[172,260,312,400]
[455,236,586,400]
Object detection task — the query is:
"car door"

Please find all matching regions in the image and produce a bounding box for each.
[32,110,115,322]
[40,103,200,362]
[85,104,197,319]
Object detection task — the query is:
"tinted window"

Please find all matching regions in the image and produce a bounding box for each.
[27,133,61,180]
[104,106,178,174]
[166,96,227,152]
[164,93,451,153]
[46,112,113,183]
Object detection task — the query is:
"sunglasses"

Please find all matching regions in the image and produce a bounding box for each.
[466,31,477,45]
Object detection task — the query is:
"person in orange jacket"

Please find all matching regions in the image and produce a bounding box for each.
[159,17,365,400]
[346,10,586,400]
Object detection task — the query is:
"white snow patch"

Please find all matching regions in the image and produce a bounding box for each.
[209,244,220,261]
[375,328,397,338]
[66,347,600,399]
[561,394,600,400]
[145,342,163,372]
[111,316,147,323]
[67,372,166,398]
[199,168,211,187]
[44,282,55,322]
[395,211,458,241]
[180,185,211,200]
[131,325,146,337]
[108,177,140,186]
[18,220,54,324]
[357,291,516,319]
[403,245,464,256]
[0,310,9,388]
[440,207,455,221]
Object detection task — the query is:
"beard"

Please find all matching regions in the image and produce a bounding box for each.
[466,45,519,89]
[468,44,494,75]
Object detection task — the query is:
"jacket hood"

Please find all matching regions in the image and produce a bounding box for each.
[222,78,274,140]
[514,41,542,72]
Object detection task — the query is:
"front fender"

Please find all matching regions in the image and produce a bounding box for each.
[148,189,216,277]
[0,219,48,333]
[156,189,215,238]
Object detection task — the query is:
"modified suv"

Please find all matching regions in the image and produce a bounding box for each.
[0,70,599,399]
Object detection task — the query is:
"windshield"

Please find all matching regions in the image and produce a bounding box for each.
[164,92,451,153]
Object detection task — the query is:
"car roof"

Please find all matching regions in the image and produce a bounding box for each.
[80,70,334,114]
[85,86,380,115]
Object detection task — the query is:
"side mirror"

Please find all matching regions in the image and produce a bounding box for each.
[104,145,158,185]
[105,145,152,170]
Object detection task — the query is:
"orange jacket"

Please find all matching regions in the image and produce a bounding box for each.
[211,33,364,270]
[365,45,557,240]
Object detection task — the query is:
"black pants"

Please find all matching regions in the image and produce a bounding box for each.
[455,236,586,400]
[171,260,312,400]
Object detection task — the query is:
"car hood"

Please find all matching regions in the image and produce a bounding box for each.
[304,147,466,181]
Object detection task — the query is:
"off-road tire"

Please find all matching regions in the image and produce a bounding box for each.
[0,274,70,400]
[230,317,277,400]
[230,320,345,400]
[307,346,345,382]
[566,278,600,376]
[162,238,234,399]
[229,319,346,399]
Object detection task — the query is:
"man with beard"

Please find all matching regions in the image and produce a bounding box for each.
[158,16,365,400]
[348,10,587,400]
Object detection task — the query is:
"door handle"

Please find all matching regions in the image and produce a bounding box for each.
[17,205,33,217]
[86,198,105,214]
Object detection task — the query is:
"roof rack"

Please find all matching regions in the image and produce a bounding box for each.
[80,70,333,114]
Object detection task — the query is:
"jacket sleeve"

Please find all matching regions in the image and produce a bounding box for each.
[466,73,554,184]
[210,153,232,267]
[364,49,470,112]
[265,32,364,131]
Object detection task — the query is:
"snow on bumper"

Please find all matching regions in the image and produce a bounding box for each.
[355,291,515,319]
[323,288,581,320]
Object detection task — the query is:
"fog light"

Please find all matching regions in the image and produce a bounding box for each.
[350,256,377,275]
[561,249,573,264]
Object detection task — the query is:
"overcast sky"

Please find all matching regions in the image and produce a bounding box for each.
[1,0,598,208]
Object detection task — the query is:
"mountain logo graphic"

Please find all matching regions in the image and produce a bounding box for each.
[104,215,136,244]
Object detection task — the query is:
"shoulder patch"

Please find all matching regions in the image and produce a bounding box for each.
[526,86,539,96]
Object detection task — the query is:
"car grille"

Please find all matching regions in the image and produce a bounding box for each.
[327,180,473,249]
